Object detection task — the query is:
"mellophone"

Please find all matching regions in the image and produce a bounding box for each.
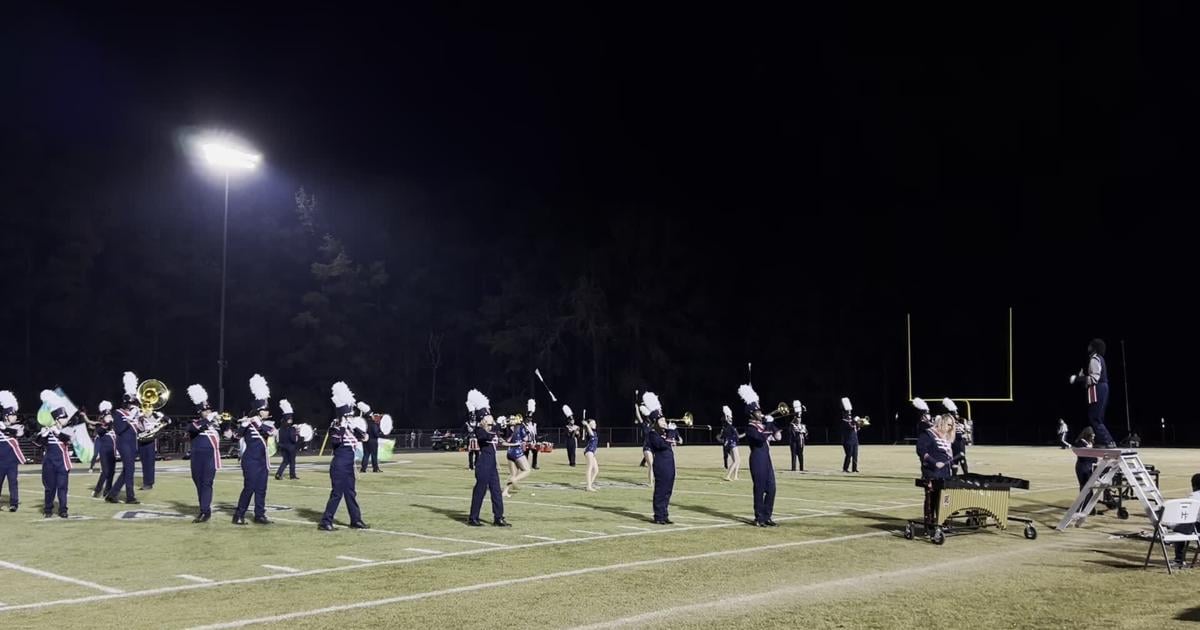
[904,473,1038,545]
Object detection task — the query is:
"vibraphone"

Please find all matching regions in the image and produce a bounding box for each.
[904,473,1037,545]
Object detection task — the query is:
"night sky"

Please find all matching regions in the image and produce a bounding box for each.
[1,4,1194,444]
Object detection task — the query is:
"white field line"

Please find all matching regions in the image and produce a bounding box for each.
[176,575,213,584]
[523,535,557,541]
[617,525,652,531]
[0,560,123,594]
[184,531,890,630]
[335,556,374,564]
[570,530,606,536]
[260,565,299,574]
[403,548,443,556]
[268,515,506,548]
[0,483,1086,615]
[568,540,1088,629]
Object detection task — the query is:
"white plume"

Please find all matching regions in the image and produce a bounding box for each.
[123,371,139,398]
[722,405,732,419]
[912,397,929,412]
[792,400,803,412]
[249,374,270,400]
[331,382,356,409]
[465,401,473,412]
[40,389,63,410]
[98,400,112,413]
[841,397,853,412]
[279,399,293,415]
[641,391,662,414]
[942,398,958,413]
[466,389,489,412]
[357,401,371,413]
[527,398,536,414]
[0,390,17,412]
[187,384,209,406]
[737,384,759,404]
[562,405,573,418]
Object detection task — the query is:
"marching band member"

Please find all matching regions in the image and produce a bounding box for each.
[524,400,540,470]
[912,397,932,430]
[944,398,969,475]
[138,409,166,491]
[1070,338,1117,448]
[359,402,382,473]
[840,397,860,474]
[1074,426,1097,507]
[467,389,510,527]
[319,381,369,531]
[106,371,141,505]
[232,374,274,525]
[275,399,300,480]
[465,402,479,470]
[639,403,654,486]
[0,390,25,511]
[186,384,221,523]
[91,401,117,499]
[564,411,580,467]
[1056,418,1071,449]
[788,400,807,472]
[916,414,955,527]
[739,385,781,527]
[720,406,743,482]
[503,413,532,497]
[581,411,600,491]
[641,392,675,524]
[34,390,72,518]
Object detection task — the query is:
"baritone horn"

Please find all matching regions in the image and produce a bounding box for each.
[856,415,871,427]
[137,379,170,414]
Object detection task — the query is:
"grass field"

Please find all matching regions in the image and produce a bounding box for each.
[1,444,1199,628]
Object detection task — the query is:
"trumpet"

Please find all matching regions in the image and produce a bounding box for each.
[666,412,694,427]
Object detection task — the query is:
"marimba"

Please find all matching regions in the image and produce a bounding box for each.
[904,473,1037,544]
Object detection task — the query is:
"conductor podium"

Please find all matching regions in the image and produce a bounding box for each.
[1057,448,1162,530]
[905,473,1037,544]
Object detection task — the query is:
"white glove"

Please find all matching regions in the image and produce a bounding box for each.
[935,462,945,469]
[1069,374,1077,385]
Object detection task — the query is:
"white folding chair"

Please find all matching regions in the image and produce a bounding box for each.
[1145,498,1200,574]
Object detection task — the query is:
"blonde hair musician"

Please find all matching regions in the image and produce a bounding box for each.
[582,412,600,492]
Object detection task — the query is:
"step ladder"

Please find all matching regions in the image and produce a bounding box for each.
[1056,448,1163,531]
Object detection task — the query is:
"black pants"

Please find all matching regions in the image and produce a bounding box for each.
[467,450,477,469]
[470,453,504,522]
[108,442,137,500]
[842,443,858,472]
[93,448,116,496]
[276,447,297,478]
[566,439,577,466]
[789,441,804,471]
[360,441,379,472]
[722,444,731,469]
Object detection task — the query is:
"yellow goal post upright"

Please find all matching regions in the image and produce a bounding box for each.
[906,307,1013,442]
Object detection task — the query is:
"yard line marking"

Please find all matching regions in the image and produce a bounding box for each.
[617,525,652,531]
[570,530,606,536]
[176,575,213,584]
[0,560,124,594]
[0,501,926,614]
[335,556,374,564]
[261,565,299,574]
[184,531,890,629]
[568,540,1082,629]
[523,535,557,541]
[403,548,443,556]
[269,516,506,548]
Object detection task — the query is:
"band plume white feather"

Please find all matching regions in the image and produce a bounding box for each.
[722,405,732,419]
[641,391,662,414]
[188,384,209,405]
[123,371,139,398]
[527,398,536,414]
[279,399,293,415]
[912,397,929,412]
[466,389,489,412]
[737,384,759,404]
[40,389,64,410]
[331,381,356,408]
[841,397,853,411]
[942,398,958,412]
[249,374,270,400]
[0,390,17,412]
[99,400,112,413]
[562,404,573,418]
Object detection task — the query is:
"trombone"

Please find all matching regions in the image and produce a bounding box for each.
[665,412,694,427]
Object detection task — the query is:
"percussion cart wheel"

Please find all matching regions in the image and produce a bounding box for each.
[1024,525,1037,540]
[931,527,945,545]
[903,524,914,540]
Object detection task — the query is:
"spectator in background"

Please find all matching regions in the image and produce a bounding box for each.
[409,430,416,448]
[1056,419,1070,449]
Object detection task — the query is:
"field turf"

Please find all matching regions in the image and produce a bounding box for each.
[1,444,1198,628]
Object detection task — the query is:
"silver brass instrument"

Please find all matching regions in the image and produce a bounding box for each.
[666,412,694,427]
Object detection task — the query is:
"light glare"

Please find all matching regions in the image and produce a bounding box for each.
[201,141,262,171]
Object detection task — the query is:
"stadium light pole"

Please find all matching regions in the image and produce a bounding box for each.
[197,138,261,413]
